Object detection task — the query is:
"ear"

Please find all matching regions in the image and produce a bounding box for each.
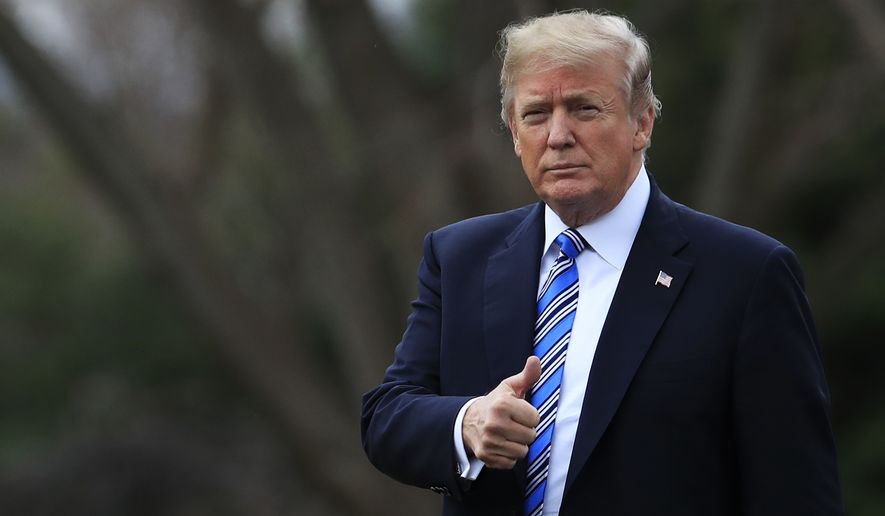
[632,105,655,152]
[509,118,522,157]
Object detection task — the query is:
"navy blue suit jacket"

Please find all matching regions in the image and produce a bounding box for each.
[362,176,843,515]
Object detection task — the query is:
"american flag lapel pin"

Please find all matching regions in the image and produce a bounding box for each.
[655,270,673,288]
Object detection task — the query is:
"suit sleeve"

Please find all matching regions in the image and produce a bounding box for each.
[732,245,843,515]
[361,231,473,499]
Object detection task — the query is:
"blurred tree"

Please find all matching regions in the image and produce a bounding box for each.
[0,0,883,514]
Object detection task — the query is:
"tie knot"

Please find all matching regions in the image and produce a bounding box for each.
[555,228,588,259]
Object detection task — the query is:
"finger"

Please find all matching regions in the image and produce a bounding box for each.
[509,399,541,428]
[473,423,530,459]
[500,422,537,445]
[485,440,530,460]
[482,452,519,470]
[502,356,542,398]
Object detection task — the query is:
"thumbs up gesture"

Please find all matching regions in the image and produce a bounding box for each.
[462,356,542,469]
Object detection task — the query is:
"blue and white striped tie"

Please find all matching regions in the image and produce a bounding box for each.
[525,228,588,516]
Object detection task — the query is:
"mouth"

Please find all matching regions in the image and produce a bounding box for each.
[545,163,587,174]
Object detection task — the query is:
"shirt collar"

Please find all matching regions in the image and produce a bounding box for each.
[543,165,650,270]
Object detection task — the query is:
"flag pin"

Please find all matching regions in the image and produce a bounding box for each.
[655,270,673,288]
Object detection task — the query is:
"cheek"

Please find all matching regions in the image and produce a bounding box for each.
[518,143,542,166]
[586,128,632,160]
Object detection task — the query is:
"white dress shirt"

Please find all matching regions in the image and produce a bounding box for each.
[454,167,650,514]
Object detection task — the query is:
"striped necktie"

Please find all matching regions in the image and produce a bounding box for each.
[525,228,588,516]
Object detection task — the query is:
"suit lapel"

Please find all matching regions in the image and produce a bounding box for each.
[564,179,693,495]
[483,202,544,491]
[483,202,545,386]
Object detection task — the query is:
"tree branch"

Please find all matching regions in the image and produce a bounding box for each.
[180,62,230,198]
[694,0,775,217]
[749,62,882,226]
[833,0,885,70]
[0,7,426,515]
[304,0,427,120]
[192,0,401,395]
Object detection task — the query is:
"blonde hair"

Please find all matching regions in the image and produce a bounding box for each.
[498,10,662,125]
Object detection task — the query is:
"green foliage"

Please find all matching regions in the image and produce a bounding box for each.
[0,167,240,462]
[394,0,456,83]
[840,416,885,516]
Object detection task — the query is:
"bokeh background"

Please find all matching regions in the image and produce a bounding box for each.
[0,0,883,514]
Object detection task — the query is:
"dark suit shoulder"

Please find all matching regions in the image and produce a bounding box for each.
[429,203,539,261]
[671,200,788,261]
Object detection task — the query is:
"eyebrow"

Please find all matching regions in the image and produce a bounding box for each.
[521,90,610,106]
[517,91,610,110]
[517,98,550,112]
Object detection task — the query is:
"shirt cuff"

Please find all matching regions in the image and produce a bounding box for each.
[453,397,485,481]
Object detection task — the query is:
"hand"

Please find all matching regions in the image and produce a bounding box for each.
[462,356,542,469]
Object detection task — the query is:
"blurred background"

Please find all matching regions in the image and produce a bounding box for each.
[0,0,882,514]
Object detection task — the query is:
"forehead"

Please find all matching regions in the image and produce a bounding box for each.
[512,59,627,103]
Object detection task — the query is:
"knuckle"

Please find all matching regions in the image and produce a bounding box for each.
[484,420,503,434]
[489,399,508,416]
[529,412,541,427]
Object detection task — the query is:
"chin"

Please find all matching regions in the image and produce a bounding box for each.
[541,183,600,208]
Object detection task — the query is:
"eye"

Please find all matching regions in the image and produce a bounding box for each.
[521,110,547,123]
[576,104,600,116]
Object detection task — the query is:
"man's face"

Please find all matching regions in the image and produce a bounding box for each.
[508,59,653,226]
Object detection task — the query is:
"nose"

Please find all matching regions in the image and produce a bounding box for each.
[547,109,576,149]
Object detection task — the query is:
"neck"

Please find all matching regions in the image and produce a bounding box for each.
[553,204,609,228]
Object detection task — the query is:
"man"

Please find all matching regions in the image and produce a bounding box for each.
[361,10,842,516]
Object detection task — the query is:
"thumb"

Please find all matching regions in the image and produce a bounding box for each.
[503,356,541,398]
